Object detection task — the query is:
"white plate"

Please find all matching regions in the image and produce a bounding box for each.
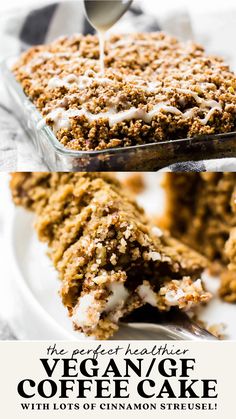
[1,173,236,340]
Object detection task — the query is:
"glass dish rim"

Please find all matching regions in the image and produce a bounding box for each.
[2,55,236,158]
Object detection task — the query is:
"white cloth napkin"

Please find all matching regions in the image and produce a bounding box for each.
[0,0,236,171]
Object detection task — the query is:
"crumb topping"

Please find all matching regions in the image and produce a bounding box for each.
[13,32,236,151]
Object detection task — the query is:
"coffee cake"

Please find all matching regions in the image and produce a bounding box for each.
[13,32,236,151]
[10,173,209,339]
[162,173,236,302]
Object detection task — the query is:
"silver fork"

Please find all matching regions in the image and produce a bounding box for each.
[118,307,217,340]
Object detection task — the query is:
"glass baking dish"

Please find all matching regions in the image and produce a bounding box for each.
[2,57,236,171]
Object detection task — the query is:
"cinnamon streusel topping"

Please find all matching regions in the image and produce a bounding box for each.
[13,32,236,151]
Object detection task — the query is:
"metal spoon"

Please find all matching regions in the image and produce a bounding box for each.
[84,0,133,32]
[118,306,217,340]
[84,0,133,74]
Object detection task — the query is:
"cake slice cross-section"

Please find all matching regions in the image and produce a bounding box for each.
[10,173,210,339]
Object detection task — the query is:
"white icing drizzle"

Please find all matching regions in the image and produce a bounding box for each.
[98,30,106,75]
[200,106,221,125]
[45,103,183,132]
[48,70,113,90]
[45,94,222,133]
[43,75,223,132]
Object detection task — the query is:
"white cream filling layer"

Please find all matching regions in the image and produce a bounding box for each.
[72,283,129,331]
[72,277,207,332]
[105,282,129,312]
[164,288,186,306]
[137,283,157,306]
[137,278,207,311]
[72,292,101,329]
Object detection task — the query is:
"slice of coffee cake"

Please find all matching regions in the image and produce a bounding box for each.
[162,173,236,303]
[10,173,209,339]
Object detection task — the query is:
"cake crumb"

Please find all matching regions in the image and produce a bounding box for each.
[123,173,145,195]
